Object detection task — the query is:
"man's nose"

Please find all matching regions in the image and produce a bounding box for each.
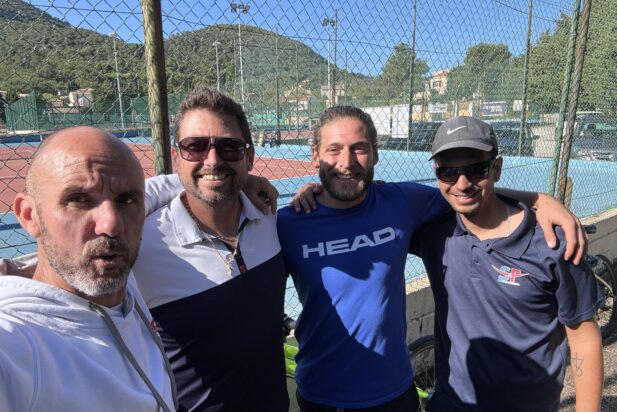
[455,173,473,190]
[202,141,223,165]
[337,148,354,169]
[93,201,124,238]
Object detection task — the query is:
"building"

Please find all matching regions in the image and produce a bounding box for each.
[430,69,449,95]
[320,83,346,104]
[280,94,320,111]
[69,88,94,108]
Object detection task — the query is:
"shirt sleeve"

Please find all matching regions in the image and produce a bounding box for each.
[0,323,38,411]
[144,174,184,216]
[399,182,451,227]
[553,243,604,326]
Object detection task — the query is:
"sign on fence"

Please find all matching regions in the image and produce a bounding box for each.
[481,101,507,117]
[428,103,448,113]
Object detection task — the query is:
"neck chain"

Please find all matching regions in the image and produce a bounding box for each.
[181,195,239,245]
[181,195,236,276]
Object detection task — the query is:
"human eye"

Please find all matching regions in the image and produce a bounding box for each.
[117,192,142,206]
[64,192,91,206]
[221,139,244,151]
[185,142,204,152]
[325,146,341,155]
[353,145,370,154]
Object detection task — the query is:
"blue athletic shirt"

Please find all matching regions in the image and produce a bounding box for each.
[410,199,604,412]
[277,182,448,408]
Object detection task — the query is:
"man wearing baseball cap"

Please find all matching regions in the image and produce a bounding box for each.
[411,116,604,411]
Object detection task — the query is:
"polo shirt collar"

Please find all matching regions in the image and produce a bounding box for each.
[453,196,536,259]
[169,191,262,247]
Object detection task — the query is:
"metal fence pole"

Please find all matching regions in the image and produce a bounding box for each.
[406,0,418,152]
[332,9,338,105]
[556,0,593,203]
[141,0,172,174]
[548,0,582,195]
[519,0,533,156]
[276,32,280,133]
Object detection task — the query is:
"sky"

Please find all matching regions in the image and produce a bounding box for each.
[32,0,574,76]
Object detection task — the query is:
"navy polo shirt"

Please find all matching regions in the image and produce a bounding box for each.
[410,198,603,412]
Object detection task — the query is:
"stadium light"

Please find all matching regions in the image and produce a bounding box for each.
[230,3,250,104]
[213,40,221,91]
[110,32,125,129]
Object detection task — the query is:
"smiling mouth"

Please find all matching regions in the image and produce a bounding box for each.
[453,190,480,200]
[199,173,229,181]
[333,172,359,181]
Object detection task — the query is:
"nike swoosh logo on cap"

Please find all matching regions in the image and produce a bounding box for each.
[446,126,467,134]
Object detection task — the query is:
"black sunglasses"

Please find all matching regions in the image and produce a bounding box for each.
[434,159,494,184]
[177,137,251,162]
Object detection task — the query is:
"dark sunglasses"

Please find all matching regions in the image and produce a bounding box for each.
[434,159,495,184]
[177,137,251,162]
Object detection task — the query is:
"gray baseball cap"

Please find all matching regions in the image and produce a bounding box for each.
[430,116,498,159]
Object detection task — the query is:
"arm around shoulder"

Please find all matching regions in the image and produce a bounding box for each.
[144,174,183,216]
[497,188,586,264]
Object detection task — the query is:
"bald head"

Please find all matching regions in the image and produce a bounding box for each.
[15,125,147,307]
[26,126,143,197]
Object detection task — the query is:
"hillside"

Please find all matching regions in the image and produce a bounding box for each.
[0,0,68,27]
[0,0,356,108]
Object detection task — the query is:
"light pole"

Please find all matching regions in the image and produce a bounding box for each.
[213,40,221,91]
[322,13,337,105]
[110,32,125,129]
[230,3,249,104]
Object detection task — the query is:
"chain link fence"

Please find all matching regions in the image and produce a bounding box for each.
[1,0,616,318]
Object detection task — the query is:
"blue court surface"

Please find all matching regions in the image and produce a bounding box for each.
[2,144,616,258]
[2,144,616,317]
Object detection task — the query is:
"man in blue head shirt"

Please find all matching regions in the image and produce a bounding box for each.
[282,107,590,412]
[411,116,604,411]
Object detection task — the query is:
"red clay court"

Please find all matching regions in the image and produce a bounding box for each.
[0,143,315,213]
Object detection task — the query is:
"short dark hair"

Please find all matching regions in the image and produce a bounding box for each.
[312,106,378,149]
[173,87,252,146]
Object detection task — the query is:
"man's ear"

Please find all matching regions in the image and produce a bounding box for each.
[171,146,180,168]
[493,156,503,182]
[311,147,320,169]
[13,193,41,238]
[245,147,254,172]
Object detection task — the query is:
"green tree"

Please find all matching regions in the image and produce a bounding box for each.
[579,0,617,114]
[462,43,512,102]
[527,14,571,113]
[379,43,430,104]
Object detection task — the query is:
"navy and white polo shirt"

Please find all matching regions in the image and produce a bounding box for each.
[133,188,289,412]
[411,198,603,412]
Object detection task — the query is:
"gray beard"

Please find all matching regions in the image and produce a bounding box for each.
[39,226,134,298]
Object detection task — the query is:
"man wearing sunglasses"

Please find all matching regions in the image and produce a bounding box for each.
[132,88,288,412]
[281,109,589,412]
[410,116,603,411]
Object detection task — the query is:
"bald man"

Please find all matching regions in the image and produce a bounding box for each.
[0,126,177,412]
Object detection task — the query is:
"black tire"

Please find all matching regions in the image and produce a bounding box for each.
[592,255,617,340]
[408,335,436,412]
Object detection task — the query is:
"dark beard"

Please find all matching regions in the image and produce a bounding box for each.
[319,164,373,202]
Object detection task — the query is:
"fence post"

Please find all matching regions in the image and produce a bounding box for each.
[556,0,593,203]
[548,0,582,196]
[519,0,533,156]
[141,0,172,175]
[406,0,418,152]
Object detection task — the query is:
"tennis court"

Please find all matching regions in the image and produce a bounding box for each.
[2,140,617,317]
